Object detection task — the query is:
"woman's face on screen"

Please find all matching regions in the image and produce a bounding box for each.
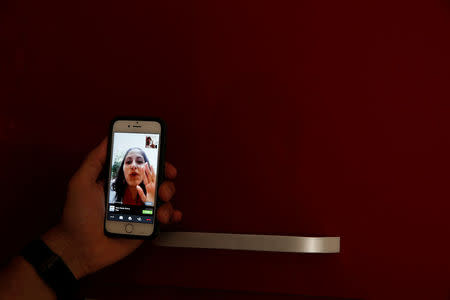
[123,149,146,187]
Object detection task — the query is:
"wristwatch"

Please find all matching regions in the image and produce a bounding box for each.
[20,239,81,300]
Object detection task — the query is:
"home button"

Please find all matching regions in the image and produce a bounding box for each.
[125,224,133,233]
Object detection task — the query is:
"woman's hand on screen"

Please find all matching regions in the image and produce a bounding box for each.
[137,162,156,205]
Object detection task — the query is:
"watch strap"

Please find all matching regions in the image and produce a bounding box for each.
[20,239,80,300]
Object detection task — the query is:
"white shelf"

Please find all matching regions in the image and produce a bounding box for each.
[153,232,340,253]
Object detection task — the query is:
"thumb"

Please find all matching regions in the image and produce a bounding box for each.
[77,138,108,182]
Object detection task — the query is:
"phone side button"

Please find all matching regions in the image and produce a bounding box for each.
[125,224,133,233]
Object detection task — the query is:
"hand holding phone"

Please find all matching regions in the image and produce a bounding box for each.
[41,137,182,279]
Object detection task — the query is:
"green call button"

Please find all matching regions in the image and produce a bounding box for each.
[142,209,153,215]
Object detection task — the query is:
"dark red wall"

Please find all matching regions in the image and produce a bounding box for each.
[1,0,450,299]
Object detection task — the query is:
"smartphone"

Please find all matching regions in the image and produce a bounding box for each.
[104,117,166,239]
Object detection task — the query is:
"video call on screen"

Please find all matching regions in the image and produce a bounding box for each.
[107,132,160,224]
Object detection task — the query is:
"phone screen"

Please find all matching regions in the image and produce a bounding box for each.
[106,132,160,225]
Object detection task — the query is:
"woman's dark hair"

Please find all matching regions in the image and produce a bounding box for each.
[111,147,149,203]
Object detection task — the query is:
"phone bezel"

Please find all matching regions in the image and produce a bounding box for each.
[104,117,166,239]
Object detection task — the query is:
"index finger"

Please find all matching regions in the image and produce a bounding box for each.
[145,162,152,183]
[150,164,156,181]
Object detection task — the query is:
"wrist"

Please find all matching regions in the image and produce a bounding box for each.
[41,227,89,279]
[0,256,57,299]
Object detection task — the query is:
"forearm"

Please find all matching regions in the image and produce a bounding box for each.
[0,227,87,300]
[0,256,56,300]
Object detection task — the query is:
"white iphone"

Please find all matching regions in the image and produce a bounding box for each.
[104,117,165,238]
